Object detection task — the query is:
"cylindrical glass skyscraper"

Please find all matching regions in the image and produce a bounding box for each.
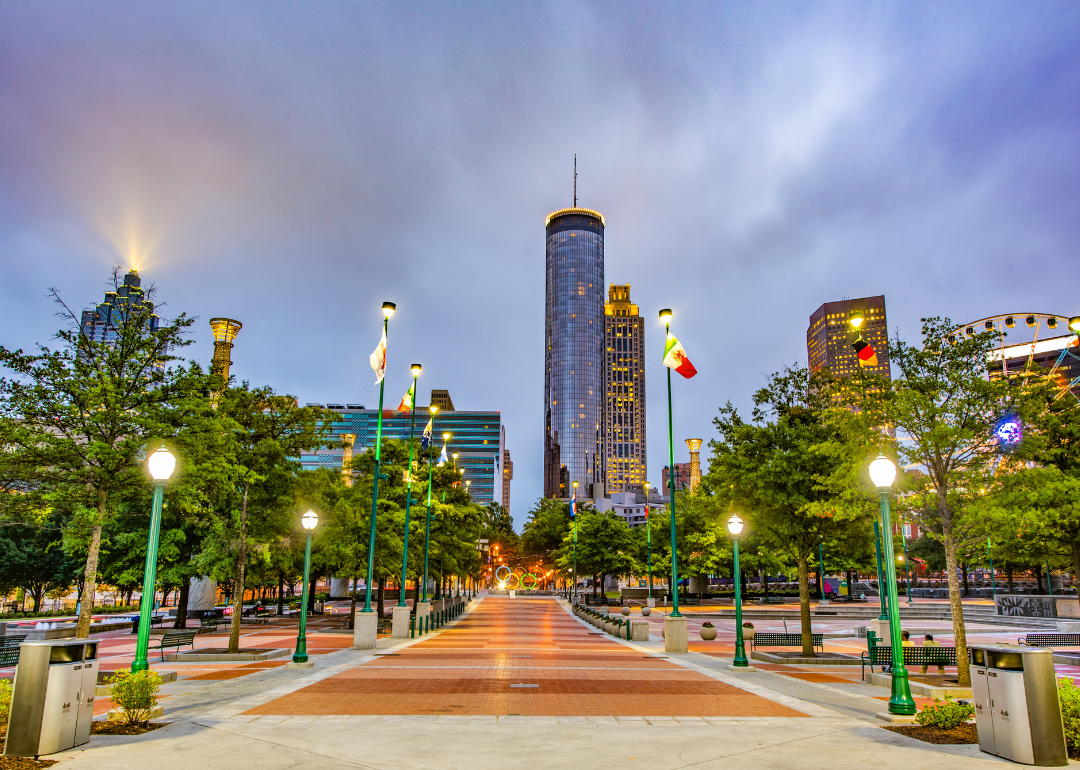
[544,207,605,499]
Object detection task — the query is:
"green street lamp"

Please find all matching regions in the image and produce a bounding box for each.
[987,537,997,599]
[362,301,395,614]
[572,481,579,603]
[397,363,422,608]
[727,513,749,668]
[659,308,681,618]
[901,533,913,606]
[132,443,176,672]
[869,454,915,716]
[423,426,447,607]
[292,508,319,664]
[645,480,653,603]
[873,521,888,621]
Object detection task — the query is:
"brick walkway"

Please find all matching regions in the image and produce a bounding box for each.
[244,598,807,718]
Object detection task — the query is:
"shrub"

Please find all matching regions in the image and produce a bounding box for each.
[1058,678,1080,757]
[0,679,11,725]
[701,621,714,628]
[108,669,162,725]
[915,696,974,730]
[743,622,754,629]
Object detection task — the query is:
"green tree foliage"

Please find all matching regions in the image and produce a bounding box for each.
[520,498,571,573]
[557,508,637,598]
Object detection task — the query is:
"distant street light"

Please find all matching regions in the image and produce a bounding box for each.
[727,513,749,668]
[397,364,422,609]
[132,444,176,672]
[293,509,319,664]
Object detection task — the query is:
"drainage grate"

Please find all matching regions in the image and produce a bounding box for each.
[510,683,540,688]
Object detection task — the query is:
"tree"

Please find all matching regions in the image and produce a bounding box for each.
[0,268,197,636]
[520,498,571,572]
[557,508,636,600]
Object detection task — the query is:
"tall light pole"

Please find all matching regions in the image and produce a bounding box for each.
[292,509,319,664]
[873,521,888,622]
[870,454,915,716]
[644,481,653,603]
[902,529,913,606]
[398,364,422,608]
[422,416,440,604]
[728,513,749,668]
[362,301,395,614]
[132,444,176,672]
[987,537,997,599]
[659,308,681,618]
[572,481,579,603]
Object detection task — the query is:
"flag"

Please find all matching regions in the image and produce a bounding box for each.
[438,443,448,466]
[852,339,878,367]
[369,328,387,383]
[421,418,432,450]
[398,381,415,412]
[663,333,697,378]
[571,488,577,519]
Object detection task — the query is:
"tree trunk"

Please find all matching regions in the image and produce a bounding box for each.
[763,571,770,599]
[76,492,106,639]
[277,570,285,615]
[348,571,358,630]
[942,523,971,686]
[1071,540,1080,594]
[962,564,971,597]
[173,581,190,629]
[228,484,250,654]
[1035,565,1045,595]
[798,555,813,657]
[1006,565,1014,594]
[377,579,385,618]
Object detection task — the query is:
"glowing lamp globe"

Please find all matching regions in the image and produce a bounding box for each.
[727,513,744,536]
[147,446,176,482]
[301,509,319,531]
[658,308,673,325]
[868,455,897,490]
[1071,316,1080,333]
[382,301,396,318]
[411,363,422,377]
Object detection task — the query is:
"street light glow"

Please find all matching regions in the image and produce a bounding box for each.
[147,445,176,481]
[382,301,396,318]
[1071,316,1080,333]
[658,308,672,325]
[727,513,744,536]
[411,363,422,377]
[301,509,319,530]
[849,314,864,329]
[869,455,897,490]
[430,405,438,415]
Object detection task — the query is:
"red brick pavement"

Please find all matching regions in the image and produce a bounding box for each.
[244,598,808,717]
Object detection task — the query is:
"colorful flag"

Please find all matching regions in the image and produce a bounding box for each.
[571,488,577,519]
[421,418,432,450]
[438,442,448,466]
[398,381,415,412]
[852,339,878,367]
[663,333,697,378]
[369,328,387,384]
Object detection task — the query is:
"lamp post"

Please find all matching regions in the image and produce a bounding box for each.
[398,364,422,608]
[987,537,997,599]
[132,444,176,672]
[873,521,888,621]
[292,509,319,664]
[818,538,826,601]
[363,301,395,614]
[901,529,913,606]
[422,417,440,605]
[728,513,749,668]
[572,481,579,603]
[659,308,681,618]
[869,454,916,716]
[644,481,653,603]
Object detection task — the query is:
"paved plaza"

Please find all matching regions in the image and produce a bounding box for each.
[27,595,1051,768]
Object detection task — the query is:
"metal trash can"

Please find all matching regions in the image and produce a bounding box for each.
[969,644,1067,766]
[3,639,99,757]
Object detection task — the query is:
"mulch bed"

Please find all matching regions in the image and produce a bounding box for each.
[884,723,978,744]
[0,727,56,770]
[91,721,166,736]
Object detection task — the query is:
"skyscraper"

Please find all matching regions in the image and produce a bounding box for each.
[602,284,646,493]
[501,449,513,511]
[79,269,159,346]
[544,206,605,499]
[807,295,891,380]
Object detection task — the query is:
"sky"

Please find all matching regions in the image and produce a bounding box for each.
[2,2,1079,530]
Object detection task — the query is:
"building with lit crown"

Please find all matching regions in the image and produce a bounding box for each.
[79,269,159,346]
[603,284,646,493]
[807,295,891,380]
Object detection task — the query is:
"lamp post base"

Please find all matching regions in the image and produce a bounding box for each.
[647,598,656,608]
[353,610,378,649]
[391,605,411,638]
[664,616,688,653]
[871,617,891,640]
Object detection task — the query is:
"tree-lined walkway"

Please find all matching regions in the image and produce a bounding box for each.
[244,598,806,717]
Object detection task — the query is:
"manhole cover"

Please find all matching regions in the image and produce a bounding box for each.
[510,683,539,688]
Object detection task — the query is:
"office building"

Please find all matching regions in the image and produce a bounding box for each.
[806,295,891,380]
[662,463,691,492]
[79,269,159,346]
[431,390,456,412]
[300,394,505,506]
[602,284,646,494]
[544,206,605,499]
[501,449,513,511]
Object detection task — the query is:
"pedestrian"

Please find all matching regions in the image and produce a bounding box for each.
[901,630,914,646]
[920,633,945,674]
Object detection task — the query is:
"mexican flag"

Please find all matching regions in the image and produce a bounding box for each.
[852,339,878,367]
[369,328,387,384]
[663,333,698,378]
[398,381,415,412]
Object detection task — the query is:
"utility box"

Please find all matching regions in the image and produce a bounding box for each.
[4,639,99,757]
[969,644,1067,766]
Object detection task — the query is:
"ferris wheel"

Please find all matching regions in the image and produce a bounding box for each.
[952,313,1080,401]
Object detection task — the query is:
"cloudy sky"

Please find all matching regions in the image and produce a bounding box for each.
[2,2,1079,528]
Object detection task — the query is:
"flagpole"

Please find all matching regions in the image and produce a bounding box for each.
[661,309,681,618]
[645,491,652,602]
[572,482,578,603]
[362,303,395,614]
[397,367,421,608]
[423,409,437,603]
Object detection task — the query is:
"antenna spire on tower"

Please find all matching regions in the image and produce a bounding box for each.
[574,153,577,208]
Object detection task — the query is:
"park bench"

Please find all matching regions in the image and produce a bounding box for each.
[0,635,27,668]
[1019,634,1080,647]
[147,629,199,661]
[200,617,225,632]
[751,633,824,653]
[861,645,958,679]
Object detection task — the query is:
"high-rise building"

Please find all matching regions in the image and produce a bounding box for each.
[544,207,605,499]
[602,284,646,494]
[79,269,159,346]
[807,295,891,380]
[662,462,691,492]
[501,449,513,511]
[431,390,456,412]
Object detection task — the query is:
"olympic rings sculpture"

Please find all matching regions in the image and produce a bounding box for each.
[494,565,541,590]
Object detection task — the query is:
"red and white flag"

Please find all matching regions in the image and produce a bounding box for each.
[663,333,697,379]
[369,328,387,384]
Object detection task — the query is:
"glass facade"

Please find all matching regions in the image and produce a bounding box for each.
[603,285,646,493]
[300,406,504,505]
[544,208,605,499]
[79,269,159,345]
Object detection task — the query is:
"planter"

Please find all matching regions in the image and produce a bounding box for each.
[699,627,717,641]
[743,627,755,640]
[641,607,652,617]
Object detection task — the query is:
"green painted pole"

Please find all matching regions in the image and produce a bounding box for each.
[363,311,392,613]
[880,489,915,715]
[292,531,313,663]
[398,372,420,607]
[732,536,748,667]
[988,538,997,599]
[874,521,888,621]
[647,508,653,600]
[423,424,436,604]
[818,540,825,601]
[665,321,680,618]
[131,481,165,672]
[903,528,913,606]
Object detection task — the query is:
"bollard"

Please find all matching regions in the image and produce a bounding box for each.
[410,615,415,638]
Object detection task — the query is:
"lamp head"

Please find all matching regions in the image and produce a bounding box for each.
[573,480,579,488]
[430,405,439,415]
[381,301,396,318]
[301,509,319,531]
[727,513,744,536]
[411,363,422,378]
[869,454,897,490]
[147,444,176,482]
[1070,316,1080,333]
[658,308,673,325]
[849,314,864,329]
[443,433,451,441]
